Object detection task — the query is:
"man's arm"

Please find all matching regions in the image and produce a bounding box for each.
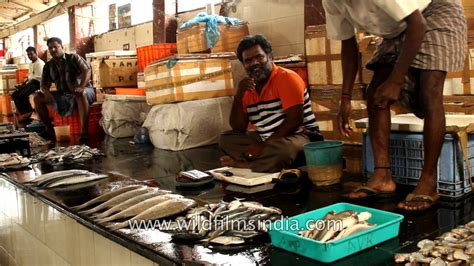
[229,78,252,132]
[72,54,91,93]
[265,104,304,142]
[338,36,359,137]
[373,10,426,108]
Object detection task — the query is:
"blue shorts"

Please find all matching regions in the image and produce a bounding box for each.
[52,86,96,116]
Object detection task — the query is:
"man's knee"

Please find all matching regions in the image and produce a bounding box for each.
[219,130,239,149]
[33,92,44,105]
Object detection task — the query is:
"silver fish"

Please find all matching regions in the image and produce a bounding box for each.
[92,191,166,219]
[209,236,244,245]
[79,187,151,215]
[96,194,183,223]
[110,198,196,230]
[71,185,144,211]
[44,174,108,188]
[329,222,374,242]
[31,169,91,185]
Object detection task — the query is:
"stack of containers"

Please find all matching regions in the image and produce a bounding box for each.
[142,20,249,151]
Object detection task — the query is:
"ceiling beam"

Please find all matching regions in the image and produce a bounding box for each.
[0,0,92,38]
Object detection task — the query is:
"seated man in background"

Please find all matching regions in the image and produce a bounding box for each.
[219,35,322,173]
[12,46,45,123]
[34,37,95,141]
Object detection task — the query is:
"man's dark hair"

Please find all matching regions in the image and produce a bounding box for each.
[236,35,272,62]
[46,37,63,47]
[26,46,36,53]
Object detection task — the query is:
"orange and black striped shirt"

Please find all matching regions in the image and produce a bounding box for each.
[242,64,319,140]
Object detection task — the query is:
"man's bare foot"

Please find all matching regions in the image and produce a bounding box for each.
[398,175,439,212]
[219,155,250,168]
[343,168,396,199]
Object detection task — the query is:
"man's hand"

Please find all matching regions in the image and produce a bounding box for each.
[337,98,353,137]
[236,77,255,98]
[74,86,85,94]
[372,80,402,110]
[246,143,265,160]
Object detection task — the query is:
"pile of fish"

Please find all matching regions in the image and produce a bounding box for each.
[72,185,197,230]
[28,132,50,147]
[0,153,30,169]
[27,169,108,189]
[394,220,474,265]
[32,145,104,165]
[299,210,374,242]
[168,198,283,245]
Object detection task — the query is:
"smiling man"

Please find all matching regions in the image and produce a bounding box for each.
[33,37,95,141]
[219,35,322,173]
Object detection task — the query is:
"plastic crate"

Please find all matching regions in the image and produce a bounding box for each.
[268,203,403,263]
[363,132,473,199]
[15,69,28,83]
[53,103,102,135]
[136,43,176,72]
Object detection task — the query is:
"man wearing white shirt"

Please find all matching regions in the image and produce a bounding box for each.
[322,0,467,212]
[12,46,45,123]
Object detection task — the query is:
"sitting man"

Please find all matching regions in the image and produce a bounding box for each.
[12,46,45,123]
[219,35,322,173]
[34,37,95,141]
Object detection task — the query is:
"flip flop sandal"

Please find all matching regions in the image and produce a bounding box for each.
[341,185,397,202]
[398,193,440,213]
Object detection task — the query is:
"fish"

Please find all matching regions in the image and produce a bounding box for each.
[241,202,282,214]
[329,222,374,242]
[429,257,447,266]
[224,230,261,239]
[92,191,167,219]
[29,169,91,185]
[79,187,151,215]
[209,236,245,245]
[43,174,108,188]
[95,194,183,223]
[453,249,470,261]
[109,198,197,230]
[71,185,145,211]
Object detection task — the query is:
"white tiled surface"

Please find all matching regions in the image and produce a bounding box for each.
[0,181,158,266]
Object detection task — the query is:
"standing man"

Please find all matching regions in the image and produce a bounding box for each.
[34,37,95,141]
[219,35,322,173]
[12,46,45,123]
[322,0,467,211]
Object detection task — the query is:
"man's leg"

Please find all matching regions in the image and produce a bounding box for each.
[250,133,310,173]
[33,92,54,138]
[398,70,446,211]
[344,66,396,198]
[219,130,260,168]
[13,81,39,117]
[75,90,91,138]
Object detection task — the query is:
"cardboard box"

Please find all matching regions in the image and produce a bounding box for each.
[91,57,138,88]
[177,22,249,54]
[144,53,235,105]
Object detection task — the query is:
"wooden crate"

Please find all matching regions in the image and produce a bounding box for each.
[444,49,473,95]
[144,53,235,105]
[177,22,249,54]
[0,73,17,95]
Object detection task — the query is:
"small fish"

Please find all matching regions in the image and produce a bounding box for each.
[241,202,282,214]
[394,253,411,263]
[109,198,196,230]
[453,249,470,261]
[71,185,144,211]
[329,222,374,242]
[429,257,447,266]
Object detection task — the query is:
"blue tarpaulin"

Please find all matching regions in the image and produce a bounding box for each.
[180,12,241,49]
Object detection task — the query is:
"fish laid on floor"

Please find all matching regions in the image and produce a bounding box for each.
[394,219,474,264]
[32,145,104,165]
[79,187,152,215]
[44,174,108,188]
[0,153,31,169]
[91,190,171,219]
[109,198,197,230]
[71,185,145,211]
[95,194,183,223]
[29,169,91,186]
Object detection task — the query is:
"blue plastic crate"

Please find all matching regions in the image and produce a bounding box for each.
[267,203,404,263]
[363,132,473,199]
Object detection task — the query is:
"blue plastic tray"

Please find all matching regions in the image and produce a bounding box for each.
[267,203,404,263]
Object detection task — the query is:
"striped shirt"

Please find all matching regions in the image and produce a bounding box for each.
[242,65,319,141]
[42,53,91,93]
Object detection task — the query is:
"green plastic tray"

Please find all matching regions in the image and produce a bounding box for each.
[267,202,404,263]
